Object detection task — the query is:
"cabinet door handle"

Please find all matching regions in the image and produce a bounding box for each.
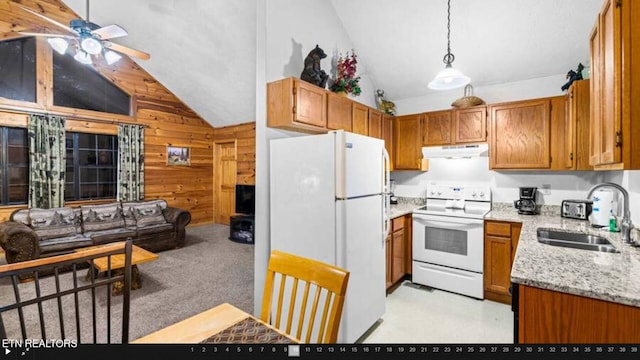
[616,132,622,147]
[570,152,574,161]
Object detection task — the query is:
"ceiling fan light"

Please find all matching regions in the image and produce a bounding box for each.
[81,37,102,55]
[428,65,470,90]
[73,50,92,65]
[104,50,122,65]
[47,38,68,55]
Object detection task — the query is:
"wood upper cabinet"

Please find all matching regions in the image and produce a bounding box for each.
[368,108,383,139]
[422,110,452,146]
[565,80,592,170]
[382,114,394,170]
[484,220,522,304]
[326,92,352,131]
[394,114,423,170]
[352,103,369,136]
[489,99,551,169]
[454,105,487,144]
[267,77,327,133]
[589,0,639,170]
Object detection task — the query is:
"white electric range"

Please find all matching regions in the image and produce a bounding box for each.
[412,182,491,299]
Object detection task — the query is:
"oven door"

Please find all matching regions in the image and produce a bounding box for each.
[412,213,484,272]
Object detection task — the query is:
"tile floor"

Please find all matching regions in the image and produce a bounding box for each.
[361,280,514,344]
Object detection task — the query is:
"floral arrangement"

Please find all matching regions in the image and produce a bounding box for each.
[331,50,362,96]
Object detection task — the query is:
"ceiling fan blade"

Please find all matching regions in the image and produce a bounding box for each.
[19,6,76,35]
[92,24,128,40]
[104,42,150,60]
[18,31,75,39]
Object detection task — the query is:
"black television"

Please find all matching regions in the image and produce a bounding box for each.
[235,184,255,215]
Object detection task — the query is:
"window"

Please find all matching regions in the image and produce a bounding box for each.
[0,37,36,103]
[0,127,29,205]
[65,133,118,201]
[52,51,131,115]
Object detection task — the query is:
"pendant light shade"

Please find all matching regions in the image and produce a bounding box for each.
[428,64,470,90]
[429,0,470,91]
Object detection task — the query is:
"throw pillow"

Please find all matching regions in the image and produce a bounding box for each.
[29,208,78,240]
[133,203,167,227]
[81,203,125,233]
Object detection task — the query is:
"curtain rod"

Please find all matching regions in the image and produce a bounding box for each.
[0,106,150,128]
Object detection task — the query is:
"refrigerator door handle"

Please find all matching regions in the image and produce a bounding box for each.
[382,147,391,242]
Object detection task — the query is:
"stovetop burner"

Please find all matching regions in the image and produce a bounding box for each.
[412,182,492,219]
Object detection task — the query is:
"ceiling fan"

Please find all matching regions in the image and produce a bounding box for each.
[16,0,149,65]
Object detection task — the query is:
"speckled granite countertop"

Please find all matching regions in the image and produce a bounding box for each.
[486,203,640,308]
[389,197,425,219]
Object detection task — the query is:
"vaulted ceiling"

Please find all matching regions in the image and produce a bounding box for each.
[9,0,605,127]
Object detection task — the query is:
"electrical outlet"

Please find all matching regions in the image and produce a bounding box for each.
[541,184,551,195]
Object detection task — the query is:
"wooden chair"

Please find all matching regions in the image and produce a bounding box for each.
[0,240,133,343]
[260,250,350,343]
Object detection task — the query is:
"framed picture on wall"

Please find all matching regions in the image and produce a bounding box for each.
[167,146,191,166]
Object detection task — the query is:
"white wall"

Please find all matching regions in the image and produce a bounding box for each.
[393,74,567,115]
[254,0,377,315]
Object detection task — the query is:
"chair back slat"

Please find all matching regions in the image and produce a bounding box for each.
[0,240,133,344]
[285,278,299,335]
[261,250,350,343]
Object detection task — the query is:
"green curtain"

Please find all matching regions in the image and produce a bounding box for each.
[28,114,66,208]
[117,124,145,201]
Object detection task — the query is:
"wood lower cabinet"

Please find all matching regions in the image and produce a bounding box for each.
[267,77,327,133]
[518,284,640,343]
[394,114,423,170]
[386,214,411,291]
[489,99,551,169]
[484,220,521,304]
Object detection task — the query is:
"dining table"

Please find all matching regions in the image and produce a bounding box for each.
[131,302,298,344]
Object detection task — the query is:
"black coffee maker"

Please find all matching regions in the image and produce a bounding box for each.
[514,187,538,215]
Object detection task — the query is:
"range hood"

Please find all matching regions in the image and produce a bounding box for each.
[422,143,489,159]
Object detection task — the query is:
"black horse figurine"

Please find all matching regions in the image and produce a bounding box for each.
[300,45,329,89]
[561,63,585,91]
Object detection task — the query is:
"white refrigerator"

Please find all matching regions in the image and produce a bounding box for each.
[269,130,390,343]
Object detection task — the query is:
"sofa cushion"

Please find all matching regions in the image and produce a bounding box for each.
[84,228,137,245]
[29,208,79,240]
[135,222,174,237]
[81,203,125,233]
[39,234,92,254]
[122,200,168,228]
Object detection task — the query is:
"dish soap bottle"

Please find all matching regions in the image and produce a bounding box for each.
[609,211,618,232]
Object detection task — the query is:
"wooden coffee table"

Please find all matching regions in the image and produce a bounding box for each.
[76,244,159,295]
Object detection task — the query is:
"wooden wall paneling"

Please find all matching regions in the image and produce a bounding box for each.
[0,1,220,227]
[212,122,256,185]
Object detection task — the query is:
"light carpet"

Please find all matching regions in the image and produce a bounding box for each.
[0,223,255,342]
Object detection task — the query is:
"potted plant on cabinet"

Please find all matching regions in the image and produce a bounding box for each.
[330,50,362,97]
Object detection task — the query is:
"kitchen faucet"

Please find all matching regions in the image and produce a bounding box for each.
[586,182,636,246]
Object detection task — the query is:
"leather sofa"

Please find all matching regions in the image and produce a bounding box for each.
[0,199,191,265]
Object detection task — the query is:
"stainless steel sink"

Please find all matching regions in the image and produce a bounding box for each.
[537,228,620,253]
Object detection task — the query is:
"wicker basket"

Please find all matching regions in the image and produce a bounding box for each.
[451,84,485,108]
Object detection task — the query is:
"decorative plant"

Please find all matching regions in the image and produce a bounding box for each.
[331,50,362,96]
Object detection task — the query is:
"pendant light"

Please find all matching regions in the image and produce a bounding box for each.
[428,0,470,90]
